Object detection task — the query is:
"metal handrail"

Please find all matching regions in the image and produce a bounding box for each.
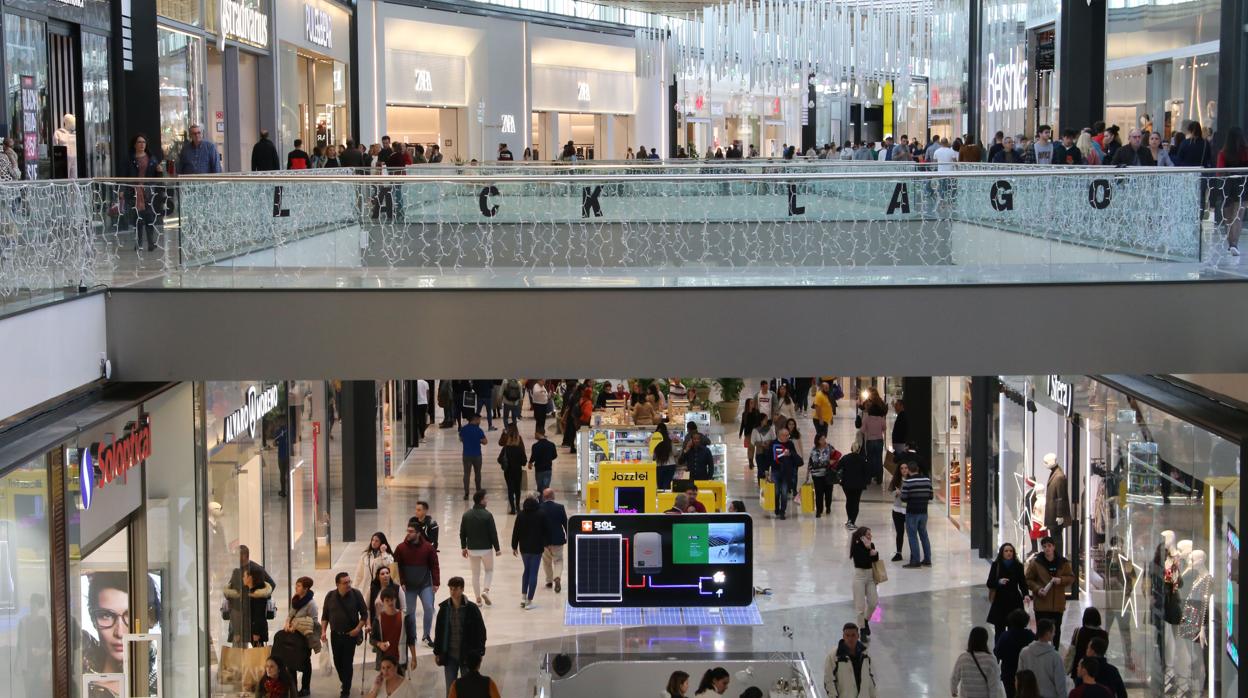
[83,166,1247,185]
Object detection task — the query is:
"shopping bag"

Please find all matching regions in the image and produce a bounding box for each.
[800,483,815,514]
[871,559,889,584]
[218,645,271,691]
[759,479,775,512]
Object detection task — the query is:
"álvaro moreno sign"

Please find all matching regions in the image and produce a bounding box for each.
[81,419,153,511]
[221,0,269,48]
[223,384,280,444]
[305,4,333,49]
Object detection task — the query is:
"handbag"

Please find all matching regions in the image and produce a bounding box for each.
[266,598,277,620]
[871,559,888,584]
[462,390,478,410]
[220,596,231,621]
[1063,629,1078,673]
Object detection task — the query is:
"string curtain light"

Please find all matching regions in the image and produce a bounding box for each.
[637,0,930,120]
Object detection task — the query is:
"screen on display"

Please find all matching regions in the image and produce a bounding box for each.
[567,513,753,608]
[614,487,646,514]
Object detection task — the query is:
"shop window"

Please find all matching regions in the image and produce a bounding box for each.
[5,14,49,180]
[156,27,204,165]
[0,457,52,698]
[157,0,201,27]
[82,32,112,177]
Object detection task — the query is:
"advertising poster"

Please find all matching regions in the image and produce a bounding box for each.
[20,75,38,180]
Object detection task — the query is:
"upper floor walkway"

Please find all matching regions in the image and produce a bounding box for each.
[0,161,1244,315]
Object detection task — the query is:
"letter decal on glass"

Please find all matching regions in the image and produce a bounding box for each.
[990,180,1014,211]
[1088,179,1113,210]
[886,182,910,214]
[787,184,805,216]
[581,186,603,218]
[479,186,500,217]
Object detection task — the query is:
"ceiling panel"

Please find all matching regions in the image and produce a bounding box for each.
[595,0,932,17]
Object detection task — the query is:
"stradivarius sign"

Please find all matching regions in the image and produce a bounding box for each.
[223,384,280,444]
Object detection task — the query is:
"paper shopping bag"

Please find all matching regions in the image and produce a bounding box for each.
[218,645,271,691]
[800,483,815,514]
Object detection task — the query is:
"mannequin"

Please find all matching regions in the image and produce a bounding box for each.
[1042,453,1070,550]
[1174,550,1212,693]
[1152,530,1179,679]
[53,113,77,179]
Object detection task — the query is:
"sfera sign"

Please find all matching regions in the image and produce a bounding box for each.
[81,419,153,511]
[1047,375,1073,415]
[223,384,280,444]
[985,48,1027,114]
[221,0,269,48]
[305,5,333,49]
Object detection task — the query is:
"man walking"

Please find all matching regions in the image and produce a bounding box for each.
[770,428,802,520]
[539,488,568,593]
[411,500,439,551]
[900,463,933,567]
[529,429,558,492]
[460,413,487,500]
[1017,619,1065,698]
[432,576,487,697]
[837,436,870,529]
[1025,537,1074,646]
[459,490,500,606]
[530,381,550,436]
[319,572,368,698]
[176,124,220,174]
[286,139,310,169]
[414,378,429,446]
[812,381,834,440]
[823,623,878,698]
[393,522,439,646]
[250,130,280,171]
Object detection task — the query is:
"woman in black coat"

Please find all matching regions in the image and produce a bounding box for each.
[119,133,163,251]
[986,542,1029,638]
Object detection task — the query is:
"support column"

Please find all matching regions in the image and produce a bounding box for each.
[801,76,816,153]
[223,46,241,172]
[970,375,997,559]
[668,77,679,157]
[1216,0,1247,143]
[1058,0,1107,131]
[967,0,983,142]
[112,0,161,163]
[901,377,932,467]
[340,380,377,542]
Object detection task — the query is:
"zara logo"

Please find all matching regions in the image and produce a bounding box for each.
[500,114,516,134]
[577,81,591,102]
[413,69,433,93]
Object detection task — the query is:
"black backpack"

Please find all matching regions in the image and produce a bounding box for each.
[504,381,522,401]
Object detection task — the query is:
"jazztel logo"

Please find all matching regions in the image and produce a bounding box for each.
[611,472,647,481]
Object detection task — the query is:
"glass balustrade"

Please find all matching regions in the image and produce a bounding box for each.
[0,164,1243,312]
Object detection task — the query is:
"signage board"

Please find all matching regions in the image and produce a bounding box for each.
[305,4,333,49]
[531,65,634,114]
[20,76,38,180]
[567,513,753,607]
[500,114,516,134]
[81,419,152,511]
[1046,375,1072,416]
[220,0,269,48]
[222,384,280,444]
[985,48,1027,114]
[384,51,467,107]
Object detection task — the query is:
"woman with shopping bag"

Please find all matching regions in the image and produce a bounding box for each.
[850,527,882,640]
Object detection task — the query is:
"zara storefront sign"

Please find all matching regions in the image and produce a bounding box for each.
[221,0,270,48]
[985,48,1027,114]
[577,82,591,102]
[414,69,433,93]
[500,114,516,134]
[305,4,333,49]
[1047,375,1073,416]
[81,419,153,511]
[223,384,280,444]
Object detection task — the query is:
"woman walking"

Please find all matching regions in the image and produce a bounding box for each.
[887,462,909,561]
[808,433,836,518]
[950,626,1006,698]
[986,543,1029,639]
[850,527,880,639]
[1217,126,1247,255]
[858,393,888,485]
[511,496,548,609]
[354,532,394,596]
[739,398,763,468]
[498,425,527,514]
[653,423,677,490]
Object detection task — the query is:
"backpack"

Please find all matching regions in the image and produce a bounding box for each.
[504,380,522,402]
[831,382,844,401]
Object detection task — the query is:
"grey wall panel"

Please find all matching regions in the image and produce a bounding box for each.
[105,282,1248,380]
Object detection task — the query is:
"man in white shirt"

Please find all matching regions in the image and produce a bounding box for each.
[933,138,958,172]
[530,381,550,438]
[415,379,430,446]
[754,380,774,418]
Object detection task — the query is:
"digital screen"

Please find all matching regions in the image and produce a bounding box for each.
[614,486,646,513]
[567,513,753,608]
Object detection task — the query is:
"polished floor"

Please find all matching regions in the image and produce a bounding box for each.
[288,397,1120,698]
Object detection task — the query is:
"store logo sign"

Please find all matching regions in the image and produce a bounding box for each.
[577,82,591,102]
[221,0,269,48]
[81,420,153,511]
[413,69,433,93]
[500,114,516,134]
[223,384,280,444]
[985,49,1027,114]
[305,5,333,49]
[1047,375,1073,415]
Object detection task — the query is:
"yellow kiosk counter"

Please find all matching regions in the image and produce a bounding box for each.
[586,461,727,513]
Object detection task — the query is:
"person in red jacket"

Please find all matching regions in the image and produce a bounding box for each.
[393,523,440,646]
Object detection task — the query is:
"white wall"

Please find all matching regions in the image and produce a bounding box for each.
[0,295,106,422]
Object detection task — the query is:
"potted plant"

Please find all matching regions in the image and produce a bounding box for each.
[713,378,745,423]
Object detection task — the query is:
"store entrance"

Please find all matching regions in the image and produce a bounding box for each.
[850,104,884,145]
[295,52,348,153]
[1030,26,1057,136]
[385,106,460,161]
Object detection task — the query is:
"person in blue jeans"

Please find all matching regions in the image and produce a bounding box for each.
[432,577,486,697]
[899,467,934,567]
[528,429,558,492]
[511,496,548,609]
[770,428,803,520]
[393,522,439,645]
[459,414,487,500]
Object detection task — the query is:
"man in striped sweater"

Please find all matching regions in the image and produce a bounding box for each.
[899,467,933,568]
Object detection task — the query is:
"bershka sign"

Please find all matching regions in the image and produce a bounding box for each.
[223,384,280,444]
[305,5,333,49]
[81,420,153,511]
[221,0,269,48]
[985,48,1027,114]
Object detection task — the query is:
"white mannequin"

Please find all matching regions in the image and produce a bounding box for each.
[1173,549,1212,692]
[1177,539,1193,569]
[1161,530,1176,551]
[54,113,77,178]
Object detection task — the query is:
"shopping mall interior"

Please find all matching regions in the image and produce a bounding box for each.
[0,0,1247,696]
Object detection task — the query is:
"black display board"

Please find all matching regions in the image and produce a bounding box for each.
[567,513,753,608]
